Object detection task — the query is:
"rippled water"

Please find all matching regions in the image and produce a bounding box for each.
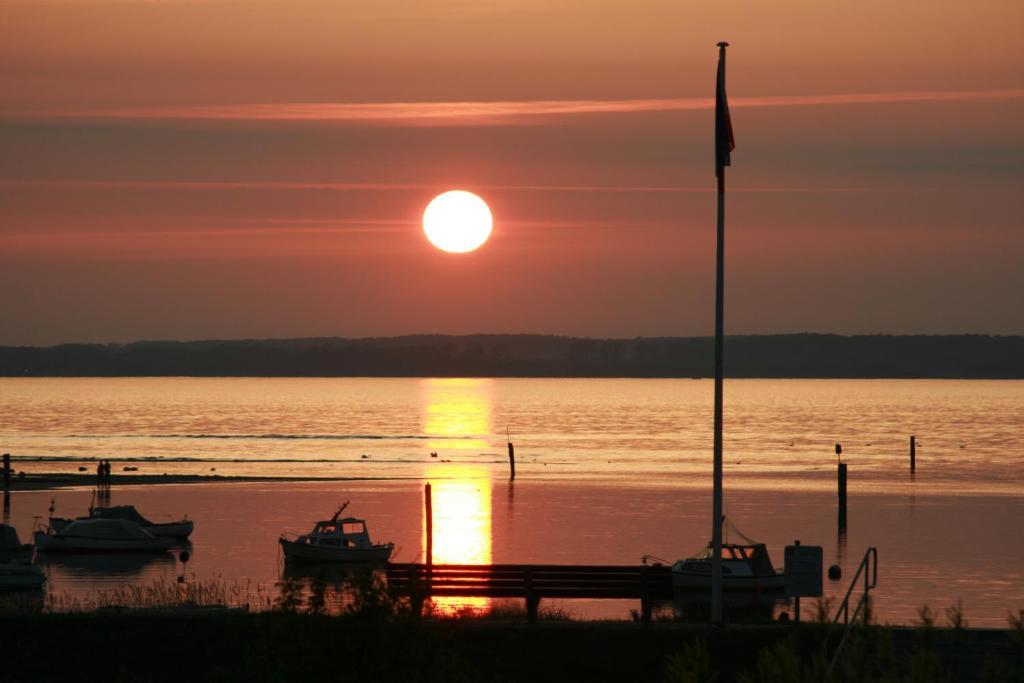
[3,378,1022,494]
[2,378,1022,625]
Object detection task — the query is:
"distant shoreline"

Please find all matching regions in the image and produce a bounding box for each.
[2,473,411,492]
[2,333,1023,379]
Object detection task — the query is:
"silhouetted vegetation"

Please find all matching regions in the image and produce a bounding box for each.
[2,334,1022,378]
[4,578,1024,682]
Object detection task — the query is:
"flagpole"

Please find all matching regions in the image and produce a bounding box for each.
[711,40,730,627]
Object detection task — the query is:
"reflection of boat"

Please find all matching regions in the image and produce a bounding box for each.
[41,550,175,577]
[281,562,381,584]
[35,519,175,553]
[671,520,785,593]
[0,562,45,591]
[51,505,193,540]
[280,503,394,564]
[1,523,34,562]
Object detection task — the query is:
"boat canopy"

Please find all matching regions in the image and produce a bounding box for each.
[91,506,153,526]
[1,523,23,548]
[306,517,373,548]
[60,519,156,540]
[690,543,776,573]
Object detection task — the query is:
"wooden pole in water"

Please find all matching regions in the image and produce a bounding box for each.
[507,440,516,481]
[424,482,433,567]
[837,462,848,532]
[2,453,9,488]
[835,442,847,530]
[910,435,916,472]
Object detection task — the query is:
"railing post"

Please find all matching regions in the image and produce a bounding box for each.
[525,567,539,623]
[410,564,425,618]
[640,564,652,624]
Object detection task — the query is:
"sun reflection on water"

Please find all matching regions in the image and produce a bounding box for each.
[420,375,495,614]
[421,378,493,452]
[423,467,493,614]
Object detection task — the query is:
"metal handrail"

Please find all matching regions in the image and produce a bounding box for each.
[833,546,877,626]
[826,547,878,678]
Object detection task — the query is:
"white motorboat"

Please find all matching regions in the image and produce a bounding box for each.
[50,505,193,540]
[672,542,785,593]
[0,561,45,591]
[671,519,785,594]
[35,518,174,553]
[0,523,34,562]
[280,503,394,563]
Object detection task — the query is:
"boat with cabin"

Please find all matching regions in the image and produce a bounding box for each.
[279,503,394,563]
[671,518,785,593]
[35,518,175,553]
[50,504,193,540]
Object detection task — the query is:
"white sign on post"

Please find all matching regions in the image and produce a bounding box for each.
[784,544,823,598]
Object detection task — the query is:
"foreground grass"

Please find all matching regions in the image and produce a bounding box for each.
[3,611,1022,682]
[3,576,1023,682]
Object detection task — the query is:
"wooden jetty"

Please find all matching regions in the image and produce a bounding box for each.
[385,562,674,623]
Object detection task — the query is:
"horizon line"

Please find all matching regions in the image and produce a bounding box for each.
[5,331,1021,349]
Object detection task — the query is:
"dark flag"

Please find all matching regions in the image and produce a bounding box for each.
[715,42,735,178]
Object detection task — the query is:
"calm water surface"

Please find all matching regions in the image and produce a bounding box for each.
[1,378,1022,624]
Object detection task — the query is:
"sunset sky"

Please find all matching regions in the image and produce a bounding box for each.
[1,0,1022,345]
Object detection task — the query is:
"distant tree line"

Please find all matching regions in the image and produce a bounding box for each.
[0,334,1021,378]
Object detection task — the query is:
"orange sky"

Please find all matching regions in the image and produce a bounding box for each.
[1,0,1022,344]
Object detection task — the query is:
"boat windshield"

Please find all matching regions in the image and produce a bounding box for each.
[342,522,366,535]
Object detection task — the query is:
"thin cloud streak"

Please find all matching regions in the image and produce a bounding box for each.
[28,89,1024,125]
[0,179,909,194]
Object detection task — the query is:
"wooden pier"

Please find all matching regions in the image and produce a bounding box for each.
[385,562,674,622]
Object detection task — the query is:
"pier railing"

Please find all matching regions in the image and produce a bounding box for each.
[385,562,674,622]
[826,546,879,676]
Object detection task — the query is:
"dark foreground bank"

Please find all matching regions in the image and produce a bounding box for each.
[2,612,1021,682]
[3,333,1023,378]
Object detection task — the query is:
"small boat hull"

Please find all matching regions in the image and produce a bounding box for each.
[50,517,193,540]
[0,546,34,563]
[0,563,46,591]
[279,538,393,564]
[34,532,174,554]
[672,571,786,593]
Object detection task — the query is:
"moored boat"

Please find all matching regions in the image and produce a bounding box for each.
[671,519,785,594]
[35,519,174,553]
[1,523,34,562]
[672,542,785,593]
[51,505,193,540]
[280,503,394,563]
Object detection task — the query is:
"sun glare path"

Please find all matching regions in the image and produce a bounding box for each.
[424,465,493,615]
[422,377,493,452]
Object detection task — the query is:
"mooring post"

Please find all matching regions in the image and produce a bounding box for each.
[424,482,433,567]
[793,540,802,625]
[507,440,516,481]
[838,462,848,532]
[910,435,916,472]
[2,453,10,488]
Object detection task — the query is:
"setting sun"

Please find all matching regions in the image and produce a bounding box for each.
[422,190,493,253]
